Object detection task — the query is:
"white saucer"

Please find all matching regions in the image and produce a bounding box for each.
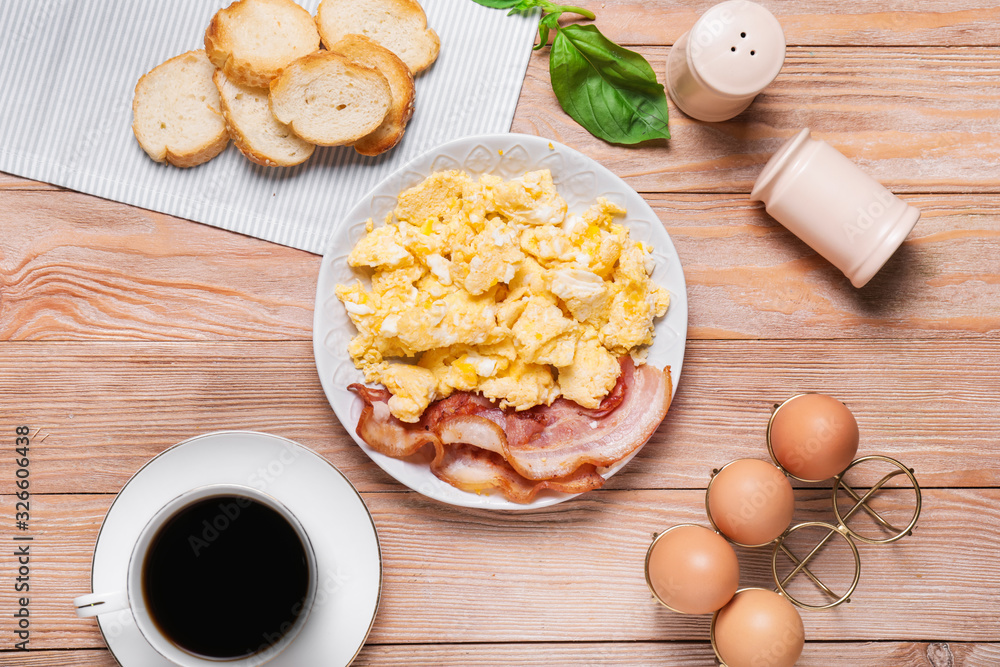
[86,431,381,667]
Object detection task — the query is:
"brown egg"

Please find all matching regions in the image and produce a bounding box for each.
[645,524,739,614]
[707,459,795,546]
[714,588,805,667]
[769,393,859,481]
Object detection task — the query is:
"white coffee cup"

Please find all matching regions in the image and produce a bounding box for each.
[73,484,317,667]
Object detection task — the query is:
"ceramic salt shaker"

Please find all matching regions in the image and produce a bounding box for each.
[666,0,786,122]
[750,128,921,288]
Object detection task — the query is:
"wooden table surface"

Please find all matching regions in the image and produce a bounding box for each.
[2,1,999,665]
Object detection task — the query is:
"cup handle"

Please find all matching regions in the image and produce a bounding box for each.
[74,591,129,618]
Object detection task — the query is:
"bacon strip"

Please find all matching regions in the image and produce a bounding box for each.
[348,358,672,502]
[437,415,507,456]
[431,444,605,504]
[349,384,444,463]
[502,358,672,480]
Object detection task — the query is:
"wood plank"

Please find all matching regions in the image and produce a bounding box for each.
[0,339,996,495]
[3,642,997,666]
[658,192,1000,339]
[0,190,317,341]
[2,189,998,341]
[0,3,992,663]
[359,641,1000,666]
[570,0,1000,47]
[5,489,995,648]
[513,47,1000,193]
[0,172,61,192]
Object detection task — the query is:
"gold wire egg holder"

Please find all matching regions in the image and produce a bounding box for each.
[646,395,924,666]
[754,396,924,611]
[703,454,922,611]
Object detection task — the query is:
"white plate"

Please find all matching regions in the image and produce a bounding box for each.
[87,431,381,667]
[313,134,688,510]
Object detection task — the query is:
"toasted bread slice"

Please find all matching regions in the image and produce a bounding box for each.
[269,51,391,147]
[213,69,315,167]
[205,0,321,88]
[330,35,414,156]
[316,0,440,74]
[132,50,229,168]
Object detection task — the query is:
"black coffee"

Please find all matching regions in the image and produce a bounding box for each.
[142,495,310,659]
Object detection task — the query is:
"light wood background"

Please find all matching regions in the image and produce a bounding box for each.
[2,0,999,664]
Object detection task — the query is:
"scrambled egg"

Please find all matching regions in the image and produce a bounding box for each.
[336,169,670,422]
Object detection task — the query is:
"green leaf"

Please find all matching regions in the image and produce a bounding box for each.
[533,12,560,50]
[540,9,561,26]
[549,24,670,145]
[507,0,541,12]
[470,0,522,8]
[534,22,550,50]
[477,0,595,19]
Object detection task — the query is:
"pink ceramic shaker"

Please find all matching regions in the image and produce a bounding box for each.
[750,129,921,288]
[666,0,786,122]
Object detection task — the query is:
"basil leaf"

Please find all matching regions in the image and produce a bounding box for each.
[550,24,670,144]
[534,12,561,50]
[508,0,545,15]
[535,22,550,50]
[470,0,522,8]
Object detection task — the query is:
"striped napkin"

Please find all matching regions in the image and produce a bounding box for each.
[0,0,538,254]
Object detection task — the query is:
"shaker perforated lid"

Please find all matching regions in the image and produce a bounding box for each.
[667,0,786,122]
